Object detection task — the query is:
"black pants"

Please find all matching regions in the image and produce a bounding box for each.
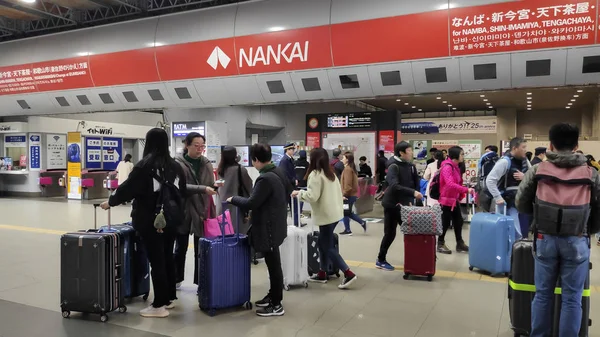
[439,204,464,245]
[377,207,401,262]
[173,234,201,285]
[138,227,176,308]
[263,248,284,306]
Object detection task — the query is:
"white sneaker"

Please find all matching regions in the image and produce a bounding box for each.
[166,301,176,309]
[140,305,169,318]
[176,282,182,289]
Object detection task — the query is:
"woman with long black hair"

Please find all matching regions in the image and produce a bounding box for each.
[100,128,186,318]
[216,146,253,234]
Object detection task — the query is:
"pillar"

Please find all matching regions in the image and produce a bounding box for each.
[496,107,517,144]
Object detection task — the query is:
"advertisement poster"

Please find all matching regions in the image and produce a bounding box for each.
[102,137,122,171]
[29,134,41,171]
[408,140,431,160]
[235,146,250,167]
[206,146,221,166]
[85,137,102,169]
[432,140,458,153]
[401,118,497,134]
[306,132,321,148]
[46,134,67,169]
[67,132,82,200]
[378,130,395,153]
[459,140,483,183]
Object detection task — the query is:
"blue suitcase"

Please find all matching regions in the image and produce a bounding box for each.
[468,211,516,276]
[198,206,252,316]
[99,223,150,300]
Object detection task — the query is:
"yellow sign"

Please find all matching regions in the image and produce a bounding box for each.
[67,132,82,200]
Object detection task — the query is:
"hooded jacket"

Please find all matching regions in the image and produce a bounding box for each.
[381,156,420,209]
[175,154,215,237]
[438,159,468,209]
[516,151,600,235]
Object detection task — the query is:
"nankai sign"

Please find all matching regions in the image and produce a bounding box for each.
[238,41,310,68]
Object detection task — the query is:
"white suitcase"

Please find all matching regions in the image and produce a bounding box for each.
[280,225,309,290]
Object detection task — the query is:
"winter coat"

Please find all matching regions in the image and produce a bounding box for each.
[381,157,420,209]
[175,155,215,237]
[438,159,468,209]
[230,166,288,252]
[423,160,439,207]
[298,170,344,226]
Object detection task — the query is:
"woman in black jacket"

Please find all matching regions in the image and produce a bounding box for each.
[227,143,287,317]
[100,128,186,318]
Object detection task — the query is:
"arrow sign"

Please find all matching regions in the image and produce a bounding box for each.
[103,149,121,163]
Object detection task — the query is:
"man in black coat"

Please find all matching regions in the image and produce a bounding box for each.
[228,143,287,317]
[279,143,302,226]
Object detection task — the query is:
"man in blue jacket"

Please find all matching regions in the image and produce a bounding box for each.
[279,143,301,226]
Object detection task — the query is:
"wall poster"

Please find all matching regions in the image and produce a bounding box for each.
[46,134,67,170]
[29,134,41,171]
[306,132,321,148]
[67,132,82,200]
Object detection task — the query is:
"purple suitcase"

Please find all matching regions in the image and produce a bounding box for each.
[197,205,252,316]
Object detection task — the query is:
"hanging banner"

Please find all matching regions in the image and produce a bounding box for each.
[29,134,41,171]
[46,134,67,170]
[102,137,122,171]
[85,137,102,169]
[401,118,497,134]
[67,132,82,200]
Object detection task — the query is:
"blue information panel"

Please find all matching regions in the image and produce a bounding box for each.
[85,137,102,169]
[29,134,41,170]
[102,137,122,171]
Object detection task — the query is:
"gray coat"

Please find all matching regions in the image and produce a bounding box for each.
[216,164,253,233]
[175,155,215,237]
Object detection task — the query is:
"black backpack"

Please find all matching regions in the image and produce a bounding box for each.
[152,169,184,230]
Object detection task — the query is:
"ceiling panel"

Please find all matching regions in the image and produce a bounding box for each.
[64,89,108,111]
[289,69,334,101]
[46,92,80,113]
[327,66,374,99]
[86,87,127,110]
[411,58,461,94]
[367,62,416,96]
[221,76,264,105]
[255,73,299,103]
[565,46,600,86]
[193,78,234,106]
[511,49,568,88]
[136,83,175,109]
[459,54,511,91]
[163,80,205,107]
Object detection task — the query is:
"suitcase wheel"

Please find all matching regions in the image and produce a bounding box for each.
[253,260,259,266]
[403,273,410,280]
[118,306,127,313]
[61,310,70,319]
[304,281,309,288]
[427,275,433,282]
[335,272,340,278]
[143,293,149,301]
[244,301,253,310]
[100,314,108,323]
[284,284,290,291]
[468,266,474,271]
[208,309,216,317]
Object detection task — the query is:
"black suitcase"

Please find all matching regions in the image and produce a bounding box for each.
[508,240,592,337]
[60,205,127,322]
[307,230,341,278]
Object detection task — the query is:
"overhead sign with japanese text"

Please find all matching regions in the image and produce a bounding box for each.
[4,134,26,147]
[102,137,122,171]
[85,137,102,169]
[401,118,497,134]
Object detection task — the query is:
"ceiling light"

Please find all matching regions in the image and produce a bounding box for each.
[147,42,164,47]
[488,106,494,109]
[483,99,488,102]
[418,109,423,112]
[452,107,457,110]
[527,104,531,107]
[571,99,576,102]
[268,26,285,32]
[76,52,90,57]
[566,106,571,109]
[554,88,559,90]
[568,103,573,105]
[527,108,532,110]
[442,101,447,104]
[527,92,532,95]
[486,102,491,105]
[436,96,441,100]
[574,95,579,98]
[448,104,452,107]
[412,106,416,109]
[527,101,532,104]
[404,103,409,105]
[480,94,485,97]
[396,99,402,101]
[437,3,455,10]
[577,89,583,93]
[20,0,35,3]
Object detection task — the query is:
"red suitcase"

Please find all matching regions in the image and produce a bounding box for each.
[403,234,436,281]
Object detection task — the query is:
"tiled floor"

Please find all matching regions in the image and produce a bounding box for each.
[0,197,598,337]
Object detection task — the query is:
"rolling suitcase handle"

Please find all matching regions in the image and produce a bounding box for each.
[92,203,111,230]
[291,189,303,227]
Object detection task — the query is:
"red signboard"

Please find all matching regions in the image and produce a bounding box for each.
[34,57,94,92]
[378,130,395,153]
[90,49,160,86]
[306,132,321,148]
[449,0,596,55]
[0,64,37,95]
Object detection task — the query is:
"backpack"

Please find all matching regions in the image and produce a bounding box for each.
[533,162,595,236]
[428,163,452,200]
[152,169,184,231]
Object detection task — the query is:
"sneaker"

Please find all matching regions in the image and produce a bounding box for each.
[361,221,367,233]
[339,230,353,236]
[256,304,285,317]
[375,260,395,271]
[165,301,176,309]
[456,242,469,253]
[140,305,169,318]
[309,273,328,284]
[176,282,182,289]
[338,274,357,289]
[437,244,452,255]
[255,295,271,308]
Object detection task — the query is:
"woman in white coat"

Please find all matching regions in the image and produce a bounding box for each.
[422,151,444,207]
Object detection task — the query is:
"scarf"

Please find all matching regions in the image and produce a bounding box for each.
[259,163,276,174]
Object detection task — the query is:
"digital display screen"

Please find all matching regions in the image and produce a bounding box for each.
[327,113,372,129]
[271,146,285,166]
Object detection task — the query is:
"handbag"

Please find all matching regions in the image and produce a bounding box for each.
[343,200,352,216]
[204,195,235,238]
[400,204,443,235]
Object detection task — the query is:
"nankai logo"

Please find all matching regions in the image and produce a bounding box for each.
[207,46,231,70]
[239,41,309,68]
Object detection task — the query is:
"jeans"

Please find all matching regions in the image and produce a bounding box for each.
[439,203,464,245]
[377,207,401,263]
[531,236,590,337]
[173,234,201,285]
[496,204,523,240]
[318,223,349,272]
[343,196,364,232]
[138,226,177,307]
[263,248,284,306]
